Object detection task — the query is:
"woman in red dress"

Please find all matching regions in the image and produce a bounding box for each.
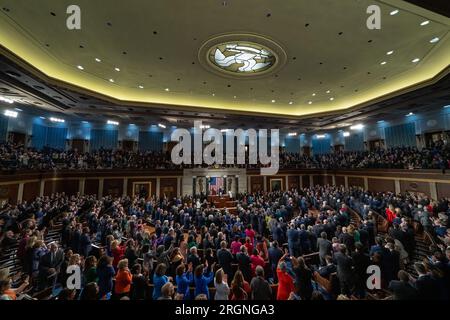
[276,253,295,300]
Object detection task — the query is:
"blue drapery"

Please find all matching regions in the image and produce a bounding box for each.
[285,137,300,153]
[138,131,163,152]
[384,123,416,148]
[312,137,331,155]
[345,132,365,151]
[90,129,118,150]
[31,124,67,150]
[0,115,8,142]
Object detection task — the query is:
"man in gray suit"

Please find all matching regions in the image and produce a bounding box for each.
[317,232,332,266]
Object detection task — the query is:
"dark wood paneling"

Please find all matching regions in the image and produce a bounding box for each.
[313,175,324,186]
[301,175,310,188]
[23,181,39,201]
[400,180,430,196]
[368,178,395,193]
[128,178,157,197]
[335,176,345,187]
[267,176,286,191]
[287,176,299,190]
[436,183,450,199]
[103,179,123,197]
[85,179,99,196]
[0,184,19,204]
[348,177,364,188]
[250,176,264,193]
[44,180,79,196]
[160,178,177,198]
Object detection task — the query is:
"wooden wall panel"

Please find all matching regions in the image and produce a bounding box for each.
[368,178,395,193]
[23,181,39,201]
[127,178,157,197]
[287,176,299,190]
[103,179,123,197]
[160,178,178,198]
[267,176,286,191]
[0,184,19,204]
[348,177,364,188]
[436,183,450,199]
[84,179,99,197]
[335,176,345,187]
[301,175,310,188]
[313,175,324,186]
[250,176,264,192]
[44,179,79,196]
[400,180,430,196]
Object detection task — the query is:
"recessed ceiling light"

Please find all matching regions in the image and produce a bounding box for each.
[138,85,144,89]
[386,51,394,55]
[4,110,18,118]
[420,20,430,26]
[312,93,316,96]
[165,88,170,91]
[412,58,420,63]
[95,58,101,62]
[289,101,293,105]
[308,101,312,105]
[107,120,119,126]
[77,65,84,70]
[330,97,334,101]
[271,100,276,103]
[158,123,166,129]
[380,61,387,65]
[406,112,414,117]
[39,116,46,120]
[326,90,331,94]
[430,37,440,43]
[109,79,115,83]
[390,9,399,15]
[114,67,120,72]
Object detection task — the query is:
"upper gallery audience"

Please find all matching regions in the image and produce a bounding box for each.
[0,184,449,301]
[1,141,449,172]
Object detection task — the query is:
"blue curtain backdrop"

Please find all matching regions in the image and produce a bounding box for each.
[285,137,300,153]
[31,124,67,150]
[345,132,365,151]
[0,115,8,142]
[384,123,416,148]
[90,129,118,150]
[138,131,163,152]
[312,137,331,155]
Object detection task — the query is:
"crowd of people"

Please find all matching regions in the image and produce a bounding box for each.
[0,185,449,301]
[0,141,449,172]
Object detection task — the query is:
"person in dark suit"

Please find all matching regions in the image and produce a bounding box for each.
[317,232,332,266]
[414,262,442,300]
[388,270,418,300]
[268,241,283,282]
[217,241,234,281]
[38,242,64,290]
[236,245,252,282]
[352,242,370,298]
[287,224,299,257]
[334,244,354,296]
[79,227,92,258]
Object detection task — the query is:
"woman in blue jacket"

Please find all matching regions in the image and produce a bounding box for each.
[176,263,193,300]
[194,263,215,299]
[152,263,170,300]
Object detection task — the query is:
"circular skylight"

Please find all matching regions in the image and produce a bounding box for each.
[208,42,276,74]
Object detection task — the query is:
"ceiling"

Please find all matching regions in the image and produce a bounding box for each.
[0,0,449,120]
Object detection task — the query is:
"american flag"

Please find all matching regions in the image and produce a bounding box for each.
[209,177,224,195]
